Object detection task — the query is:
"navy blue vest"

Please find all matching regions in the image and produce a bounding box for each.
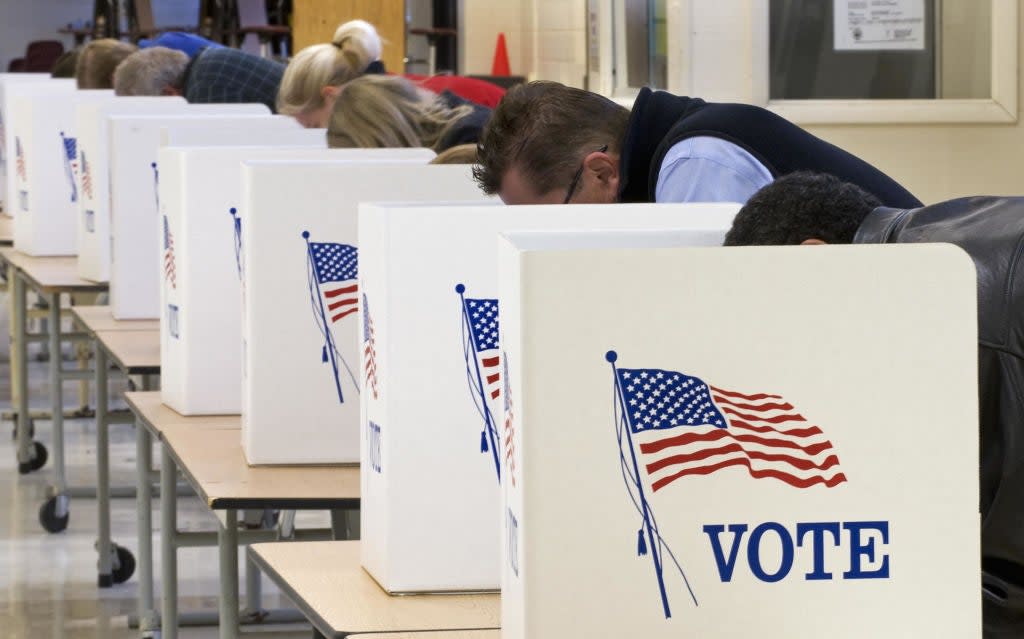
[617,88,922,208]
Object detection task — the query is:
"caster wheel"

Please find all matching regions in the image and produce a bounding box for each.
[38,496,69,533]
[18,441,47,475]
[112,545,136,584]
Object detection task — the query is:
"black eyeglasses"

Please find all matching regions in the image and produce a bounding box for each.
[563,145,609,204]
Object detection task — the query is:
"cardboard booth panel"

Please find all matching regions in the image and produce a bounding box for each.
[11,88,114,256]
[158,117,312,147]
[497,240,980,639]
[241,161,477,466]
[106,106,274,319]
[356,202,739,594]
[0,74,52,214]
[160,147,434,417]
[76,97,189,282]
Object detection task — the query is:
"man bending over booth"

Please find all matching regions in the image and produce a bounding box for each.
[725,171,1024,638]
[473,81,921,208]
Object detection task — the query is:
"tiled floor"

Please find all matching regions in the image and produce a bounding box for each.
[0,348,320,638]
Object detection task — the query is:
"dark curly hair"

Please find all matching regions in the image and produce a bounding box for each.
[724,172,881,246]
[472,81,630,197]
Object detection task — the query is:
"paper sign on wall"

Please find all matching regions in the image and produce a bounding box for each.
[834,0,926,51]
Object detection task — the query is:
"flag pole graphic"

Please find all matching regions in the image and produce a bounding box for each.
[151,162,159,210]
[607,350,672,618]
[304,231,345,403]
[230,208,243,280]
[60,131,77,203]
[456,283,500,478]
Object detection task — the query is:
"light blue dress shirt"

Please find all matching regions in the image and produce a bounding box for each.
[654,136,774,204]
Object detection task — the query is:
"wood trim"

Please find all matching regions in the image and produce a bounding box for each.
[292,0,407,74]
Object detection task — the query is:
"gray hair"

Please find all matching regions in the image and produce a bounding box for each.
[113,47,189,96]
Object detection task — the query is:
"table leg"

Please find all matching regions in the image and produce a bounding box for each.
[13,269,33,471]
[96,345,112,586]
[245,551,262,614]
[136,421,158,636]
[49,293,68,504]
[161,445,178,639]
[219,509,240,639]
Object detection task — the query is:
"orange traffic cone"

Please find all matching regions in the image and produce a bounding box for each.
[491,33,511,76]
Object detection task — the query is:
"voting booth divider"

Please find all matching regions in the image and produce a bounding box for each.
[106,106,281,319]
[356,202,740,594]
[159,147,437,417]
[240,161,489,466]
[496,237,982,638]
[0,73,51,215]
[9,85,113,255]
[75,97,194,281]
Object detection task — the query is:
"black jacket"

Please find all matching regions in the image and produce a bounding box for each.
[618,88,922,209]
[436,90,491,152]
[855,197,1024,637]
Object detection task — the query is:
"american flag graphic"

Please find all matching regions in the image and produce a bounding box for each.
[616,367,847,492]
[457,284,502,479]
[60,132,78,203]
[362,292,379,399]
[466,298,501,400]
[163,216,176,289]
[304,232,360,404]
[15,137,26,182]
[309,242,359,322]
[80,150,93,200]
[501,359,516,487]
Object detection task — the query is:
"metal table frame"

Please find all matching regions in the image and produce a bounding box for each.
[127,395,360,639]
[7,254,107,534]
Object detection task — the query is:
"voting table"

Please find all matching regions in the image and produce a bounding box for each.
[1,248,107,533]
[125,391,360,639]
[248,541,501,638]
[71,306,159,588]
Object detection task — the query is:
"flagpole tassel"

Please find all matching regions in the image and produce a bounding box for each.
[322,345,328,362]
[637,528,648,556]
[480,430,489,453]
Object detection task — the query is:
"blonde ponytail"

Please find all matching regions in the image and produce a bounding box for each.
[277,19,384,116]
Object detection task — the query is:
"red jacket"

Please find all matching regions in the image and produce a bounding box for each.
[404,74,506,109]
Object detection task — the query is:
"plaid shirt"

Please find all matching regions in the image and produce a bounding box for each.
[182,48,285,113]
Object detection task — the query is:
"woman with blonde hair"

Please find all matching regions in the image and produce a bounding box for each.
[326,74,491,153]
[277,19,384,127]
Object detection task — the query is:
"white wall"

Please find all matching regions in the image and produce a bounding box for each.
[0,0,92,71]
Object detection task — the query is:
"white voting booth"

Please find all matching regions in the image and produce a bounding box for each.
[241,162,486,466]
[76,97,194,281]
[497,237,981,638]
[107,107,280,319]
[356,202,740,594]
[159,147,436,417]
[10,86,114,255]
[0,73,50,215]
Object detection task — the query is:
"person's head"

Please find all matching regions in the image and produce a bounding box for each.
[76,38,138,89]
[277,19,383,127]
[723,172,882,246]
[473,81,630,205]
[112,47,189,96]
[50,48,80,78]
[431,144,479,165]
[326,75,472,151]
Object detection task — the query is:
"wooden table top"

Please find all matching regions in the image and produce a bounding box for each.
[0,216,12,245]
[0,248,107,293]
[349,632,500,638]
[94,329,161,375]
[72,305,160,335]
[125,391,359,510]
[249,541,500,638]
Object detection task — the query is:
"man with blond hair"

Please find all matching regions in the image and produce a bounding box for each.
[113,46,284,112]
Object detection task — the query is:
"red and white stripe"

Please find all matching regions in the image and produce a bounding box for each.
[323,283,358,322]
[479,351,501,400]
[364,311,379,399]
[163,237,176,289]
[637,386,847,492]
